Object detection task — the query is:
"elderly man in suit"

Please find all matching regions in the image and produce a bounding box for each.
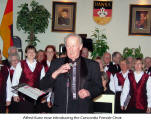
[40,34,103,113]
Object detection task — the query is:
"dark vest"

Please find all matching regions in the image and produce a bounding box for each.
[128,72,149,110]
[0,65,9,105]
[19,60,43,88]
[116,72,126,86]
[106,71,111,80]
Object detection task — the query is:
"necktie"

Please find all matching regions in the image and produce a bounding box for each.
[72,62,77,100]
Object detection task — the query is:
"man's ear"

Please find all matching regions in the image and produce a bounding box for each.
[80,44,83,50]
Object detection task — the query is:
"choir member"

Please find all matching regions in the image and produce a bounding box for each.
[2,46,18,67]
[103,52,111,72]
[12,45,45,113]
[6,53,20,113]
[0,49,9,113]
[81,47,89,58]
[126,56,134,71]
[109,59,129,113]
[108,52,121,75]
[36,49,45,63]
[144,57,151,75]
[120,58,151,113]
[40,45,56,112]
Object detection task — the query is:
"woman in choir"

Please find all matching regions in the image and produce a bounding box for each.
[126,56,134,71]
[109,59,129,113]
[95,56,113,94]
[12,45,45,113]
[39,45,56,112]
[120,58,151,113]
[36,49,45,63]
[6,53,20,113]
[0,49,9,113]
[43,45,56,73]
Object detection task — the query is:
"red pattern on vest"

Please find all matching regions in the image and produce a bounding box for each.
[42,60,49,73]
[106,71,111,80]
[0,65,9,104]
[19,60,43,88]
[116,72,125,86]
[128,72,149,110]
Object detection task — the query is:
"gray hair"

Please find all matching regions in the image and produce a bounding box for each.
[112,51,121,59]
[64,33,83,46]
[8,53,20,63]
[8,46,17,55]
[144,56,151,61]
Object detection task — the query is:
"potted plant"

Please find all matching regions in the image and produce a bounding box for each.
[91,28,109,59]
[123,46,143,59]
[16,0,51,47]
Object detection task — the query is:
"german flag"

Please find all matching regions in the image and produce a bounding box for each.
[0,0,13,58]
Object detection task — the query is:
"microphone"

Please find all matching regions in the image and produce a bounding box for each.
[69,63,73,68]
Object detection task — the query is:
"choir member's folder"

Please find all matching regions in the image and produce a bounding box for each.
[12,83,52,103]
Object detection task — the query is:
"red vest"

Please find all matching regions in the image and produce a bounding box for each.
[42,60,49,73]
[9,68,14,82]
[106,71,111,80]
[0,65,9,104]
[116,72,126,86]
[19,60,43,88]
[128,72,149,110]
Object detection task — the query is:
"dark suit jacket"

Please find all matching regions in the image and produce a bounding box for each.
[40,57,103,113]
[108,62,121,75]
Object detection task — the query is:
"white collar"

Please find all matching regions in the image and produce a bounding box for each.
[47,60,51,67]
[26,59,37,65]
[134,71,144,75]
[120,70,129,75]
[10,66,15,70]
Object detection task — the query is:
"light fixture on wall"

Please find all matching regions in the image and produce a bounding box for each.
[137,0,149,5]
[61,0,73,2]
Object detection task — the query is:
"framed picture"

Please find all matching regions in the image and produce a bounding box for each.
[52,2,76,32]
[129,5,151,35]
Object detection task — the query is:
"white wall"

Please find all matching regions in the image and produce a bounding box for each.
[0,0,151,59]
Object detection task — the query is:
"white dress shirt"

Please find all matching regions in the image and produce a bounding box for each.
[46,60,51,68]
[120,71,151,108]
[12,59,45,96]
[104,65,109,72]
[46,60,52,102]
[109,70,129,93]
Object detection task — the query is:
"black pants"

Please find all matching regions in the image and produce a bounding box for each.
[0,106,6,113]
[115,92,123,113]
[17,100,35,113]
[127,107,146,113]
[8,101,19,113]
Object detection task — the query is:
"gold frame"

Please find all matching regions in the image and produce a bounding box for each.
[129,4,151,36]
[51,2,76,32]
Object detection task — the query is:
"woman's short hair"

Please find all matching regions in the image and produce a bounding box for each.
[25,45,37,53]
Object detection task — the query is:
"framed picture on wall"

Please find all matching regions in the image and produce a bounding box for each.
[52,2,76,32]
[129,5,151,36]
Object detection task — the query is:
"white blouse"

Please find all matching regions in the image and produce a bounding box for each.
[109,70,129,93]
[12,59,45,97]
[120,71,151,108]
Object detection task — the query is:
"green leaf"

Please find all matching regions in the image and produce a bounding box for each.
[16,0,51,47]
[91,27,109,58]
